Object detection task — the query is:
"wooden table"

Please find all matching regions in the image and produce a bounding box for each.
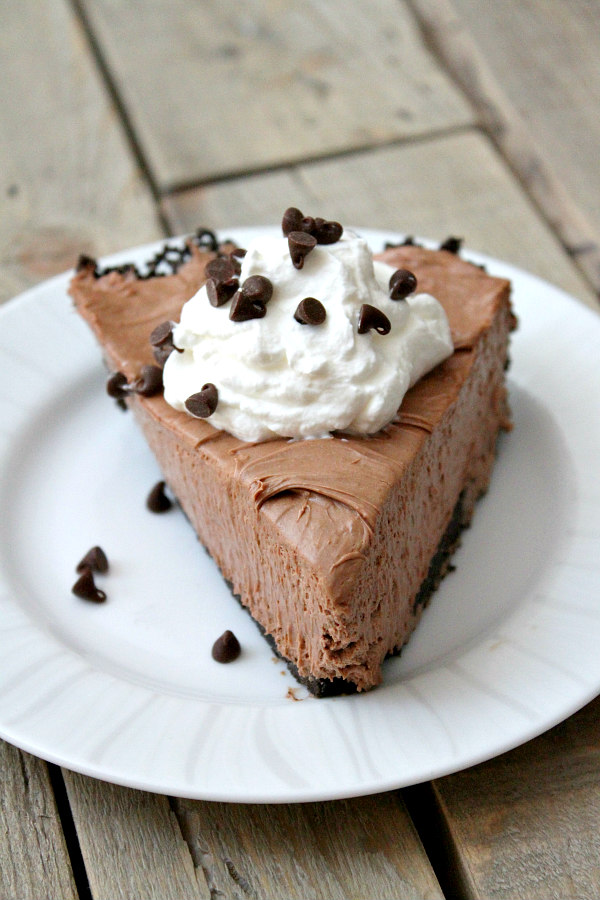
[2,2,599,897]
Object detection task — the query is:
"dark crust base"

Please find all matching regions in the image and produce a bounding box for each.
[222,489,469,698]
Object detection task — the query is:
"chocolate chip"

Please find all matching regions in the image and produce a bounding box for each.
[282,207,304,236]
[288,231,317,269]
[229,248,247,275]
[211,630,241,663]
[106,371,129,399]
[132,365,163,397]
[206,276,239,307]
[389,268,417,300]
[301,215,316,234]
[76,546,109,574]
[229,275,273,321]
[185,383,219,418]
[205,256,236,283]
[358,304,391,335]
[76,254,97,274]
[294,297,327,325]
[314,220,343,244]
[146,480,172,513]
[72,569,106,603]
[149,321,173,348]
[439,236,462,254]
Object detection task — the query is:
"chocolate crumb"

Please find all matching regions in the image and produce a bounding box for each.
[294,297,326,325]
[76,546,109,574]
[358,304,391,335]
[106,371,129,399]
[132,365,163,397]
[185,383,219,418]
[211,630,241,663]
[146,480,172,513]
[72,569,106,603]
[76,254,98,275]
[389,268,417,300]
[439,236,462,254]
[288,231,317,269]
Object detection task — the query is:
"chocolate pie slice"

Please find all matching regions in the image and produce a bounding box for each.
[70,226,514,695]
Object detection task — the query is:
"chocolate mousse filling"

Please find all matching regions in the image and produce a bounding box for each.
[70,233,514,694]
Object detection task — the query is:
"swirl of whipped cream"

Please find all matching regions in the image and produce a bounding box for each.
[163,231,453,442]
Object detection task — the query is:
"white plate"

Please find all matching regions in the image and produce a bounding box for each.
[1,228,599,803]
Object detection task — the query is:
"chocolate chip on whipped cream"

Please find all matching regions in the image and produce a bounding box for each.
[358,304,391,335]
[150,320,182,365]
[185,383,218,418]
[229,275,273,321]
[288,231,317,269]
[281,207,343,245]
[294,297,327,325]
[229,247,247,275]
[211,630,241,663]
[206,276,239,308]
[76,545,109,574]
[389,268,417,301]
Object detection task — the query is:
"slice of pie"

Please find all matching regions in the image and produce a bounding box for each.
[70,223,514,695]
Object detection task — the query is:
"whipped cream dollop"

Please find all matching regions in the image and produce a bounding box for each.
[163,230,453,442]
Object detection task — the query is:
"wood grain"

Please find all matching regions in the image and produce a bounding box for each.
[426,696,600,899]
[63,774,208,900]
[76,0,473,189]
[0,744,77,900]
[405,0,600,298]
[162,130,597,307]
[174,792,443,900]
[0,0,162,305]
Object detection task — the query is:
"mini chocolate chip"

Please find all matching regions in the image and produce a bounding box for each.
[242,275,273,305]
[294,297,327,325]
[314,220,343,244]
[389,268,417,300]
[358,304,391,335]
[301,215,316,234]
[229,275,273,322]
[132,365,163,397]
[206,276,239,307]
[146,480,172,513]
[76,546,109,574]
[149,321,174,348]
[288,231,317,269]
[72,569,106,603]
[211,630,241,663]
[205,257,236,282]
[76,254,98,274]
[282,207,304,236]
[185,383,219,418]
[439,236,462,254]
[106,371,129,399]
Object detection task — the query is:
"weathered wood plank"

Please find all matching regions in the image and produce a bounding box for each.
[0,0,162,305]
[425,696,600,899]
[76,0,474,189]
[63,775,208,900]
[0,743,77,900]
[174,792,443,900]
[162,130,597,307]
[405,0,600,298]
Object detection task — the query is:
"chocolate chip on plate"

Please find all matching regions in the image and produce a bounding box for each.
[389,268,417,300]
[211,630,241,663]
[185,383,219,418]
[294,297,327,325]
[146,480,173,513]
[358,304,392,335]
[288,231,317,269]
[72,568,106,603]
[76,546,109,574]
[131,365,163,397]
